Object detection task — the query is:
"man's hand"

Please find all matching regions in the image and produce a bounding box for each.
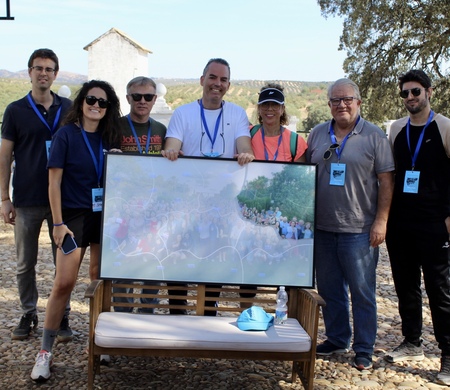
[1,199,16,225]
[235,152,254,166]
[369,218,387,247]
[161,149,184,161]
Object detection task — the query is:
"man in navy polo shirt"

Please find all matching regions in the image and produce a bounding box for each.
[0,48,73,341]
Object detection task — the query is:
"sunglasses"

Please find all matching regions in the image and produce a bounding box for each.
[323,143,340,160]
[399,88,424,99]
[130,93,156,102]
[85,95,109,109]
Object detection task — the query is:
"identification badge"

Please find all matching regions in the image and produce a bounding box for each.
[403,170,420,193]
[46,140,52,160]
[330,163,346,186]
[92,188,103,212]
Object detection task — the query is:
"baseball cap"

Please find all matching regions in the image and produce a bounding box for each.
[237,306,274,331]
[258,88,285,105]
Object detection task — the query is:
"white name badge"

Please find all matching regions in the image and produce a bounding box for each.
[92,188,103,212]
[330,163,346,186]
[403,170,420,193]
[46,140,52,160]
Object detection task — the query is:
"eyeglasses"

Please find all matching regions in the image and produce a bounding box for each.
[200,131,225,158]
[323,143,340,160]
[130,93,156,102]
[329,97,357,106]
[85,95,109,109]
[259,102,282,111]
[399,88,424,99]
[30,66,56,74]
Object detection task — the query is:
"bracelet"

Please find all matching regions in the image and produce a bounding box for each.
[53,222,65,226]
[1,197,10,202]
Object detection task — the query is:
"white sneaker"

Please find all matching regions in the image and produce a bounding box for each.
[31,350,53,381]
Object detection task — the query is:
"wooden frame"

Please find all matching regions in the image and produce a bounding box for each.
[100,154,317,288]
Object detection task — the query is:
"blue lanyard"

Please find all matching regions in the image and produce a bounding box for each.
[81,126,104,187]
[127,115,151,154]
[27,92,62,135]
[199,100,223,152]
[329,116,360,162]
[406,110,434,170]
[261,126,284,161]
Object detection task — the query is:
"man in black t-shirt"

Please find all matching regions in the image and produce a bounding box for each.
[0,48,73,341]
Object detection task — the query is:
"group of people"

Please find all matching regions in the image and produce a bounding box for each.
[0,47,448,386]
[240,204,314,239]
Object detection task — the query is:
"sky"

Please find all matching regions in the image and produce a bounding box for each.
[0,0,347,82]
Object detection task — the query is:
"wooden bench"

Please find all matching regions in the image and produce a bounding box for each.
[85,281,325,390]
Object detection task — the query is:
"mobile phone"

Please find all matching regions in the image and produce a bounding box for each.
[61,234,77,255]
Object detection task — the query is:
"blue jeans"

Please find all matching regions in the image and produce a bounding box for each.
[15,207,70,316]
[113,280,159,313]
[315,229,379,355]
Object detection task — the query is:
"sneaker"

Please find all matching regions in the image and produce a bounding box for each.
[385,339,424,363]
[353,352,373,370]
[57,315,73,342]
[100,354,111,365]
[31,350,53,381]
[316,340,349,356]
[436,355,450,386]
[11,313,38,340]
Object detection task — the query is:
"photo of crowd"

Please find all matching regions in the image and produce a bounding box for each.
[99,154,315,287]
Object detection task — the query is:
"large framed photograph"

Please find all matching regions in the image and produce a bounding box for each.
[100,153,317,288]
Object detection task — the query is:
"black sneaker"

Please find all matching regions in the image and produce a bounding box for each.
[12,313,38,340]
[353,352,373,370]
[316,340,349,356]
[436,355,450,386]
[57,315,73,342]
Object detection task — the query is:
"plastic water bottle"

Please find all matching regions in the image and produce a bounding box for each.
[275,286,288,325]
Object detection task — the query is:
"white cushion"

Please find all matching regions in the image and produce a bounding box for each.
[95,312,311,353]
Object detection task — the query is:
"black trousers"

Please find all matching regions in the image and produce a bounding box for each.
[386,219,450,355]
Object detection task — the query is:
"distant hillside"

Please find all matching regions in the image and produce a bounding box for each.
[0,73,332,130]
[0,69,88,85]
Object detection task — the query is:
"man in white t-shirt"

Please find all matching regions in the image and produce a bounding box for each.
[162,58,255,315]
[163,58,254,164]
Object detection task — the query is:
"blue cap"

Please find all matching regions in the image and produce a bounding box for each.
[237,306,274,331]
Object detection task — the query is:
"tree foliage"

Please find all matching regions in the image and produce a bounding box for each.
[302,104,331,133]
[318,0,450,125]
[237,166,316,223]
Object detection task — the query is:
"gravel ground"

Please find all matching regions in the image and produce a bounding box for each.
[0,222,447,389]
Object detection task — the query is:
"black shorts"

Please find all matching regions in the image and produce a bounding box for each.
[63,208,102,247]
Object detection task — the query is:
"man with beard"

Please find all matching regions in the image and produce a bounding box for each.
[385,69,450,386]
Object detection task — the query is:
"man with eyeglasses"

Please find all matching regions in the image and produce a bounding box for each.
[0,49,73,341]
[162,58,254,315]
[385,70,450,385]
[108,77,166,324]
[306,78,394,370]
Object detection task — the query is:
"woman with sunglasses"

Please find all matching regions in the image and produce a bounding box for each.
[250,83,307,162]
[31,80,121,382]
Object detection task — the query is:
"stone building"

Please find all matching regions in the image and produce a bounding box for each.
[83,27,152,113]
